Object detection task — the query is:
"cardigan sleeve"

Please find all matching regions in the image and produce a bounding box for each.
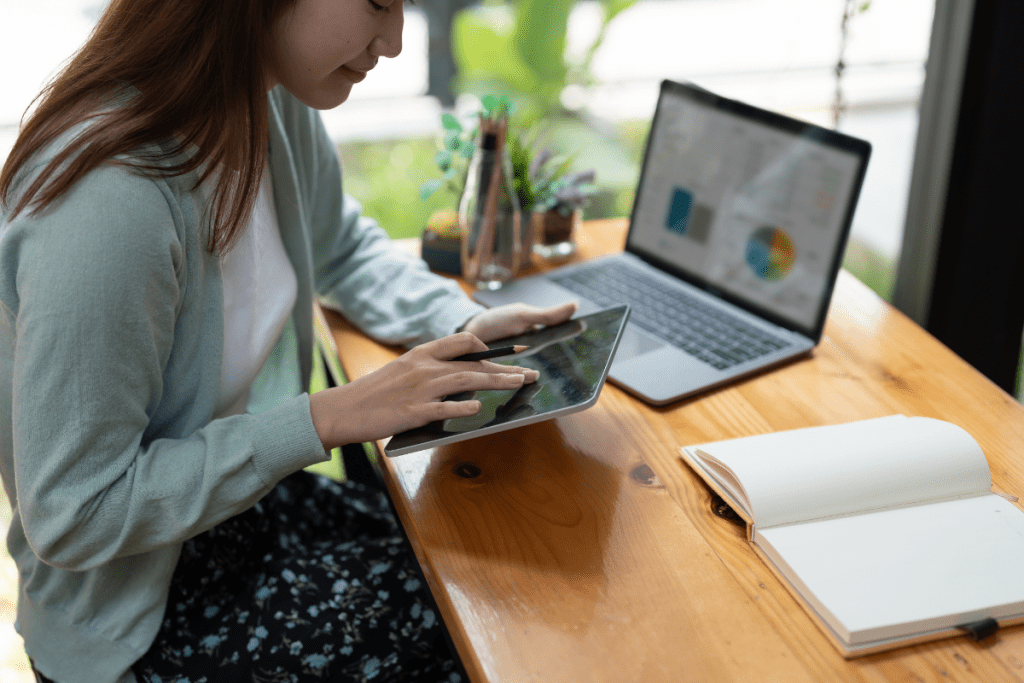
[1,164,327,572]
[301,106,485,346]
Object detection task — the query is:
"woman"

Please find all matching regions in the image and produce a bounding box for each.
[0,0,575,680]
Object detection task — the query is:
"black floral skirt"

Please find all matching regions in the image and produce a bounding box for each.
[131,471,461,683]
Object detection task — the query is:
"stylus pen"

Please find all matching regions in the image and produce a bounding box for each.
[452,345,529,362]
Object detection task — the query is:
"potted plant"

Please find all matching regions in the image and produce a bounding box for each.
[512,141,597,259]
[421,98,598,270]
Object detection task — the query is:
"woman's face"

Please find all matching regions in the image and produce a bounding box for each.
[267,0,405,110]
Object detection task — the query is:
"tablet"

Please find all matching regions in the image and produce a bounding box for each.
[384,305,630,456]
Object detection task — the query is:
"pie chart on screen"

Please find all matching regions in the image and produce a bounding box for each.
[745,226,796,281]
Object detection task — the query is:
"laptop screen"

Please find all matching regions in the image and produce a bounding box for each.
[627,80,870,338]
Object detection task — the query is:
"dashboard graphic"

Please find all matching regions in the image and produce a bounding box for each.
[745,226,796,281]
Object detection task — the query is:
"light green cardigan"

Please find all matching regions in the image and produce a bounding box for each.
[0,87,483,683]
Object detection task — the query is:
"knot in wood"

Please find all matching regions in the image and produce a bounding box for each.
[453,462,482,479]
[630,463,661,487]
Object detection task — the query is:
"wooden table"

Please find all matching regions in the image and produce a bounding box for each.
[321,218,1024,683]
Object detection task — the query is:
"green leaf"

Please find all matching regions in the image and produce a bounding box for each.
[459,139,476,159]
[441,112,463,132]
[434,150,453,171]
[420,178,443,200]
[444,130,462,152]
[487,99,510,121]
[481,94,500,117]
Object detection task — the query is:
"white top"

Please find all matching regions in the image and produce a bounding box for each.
[214,171,298,418]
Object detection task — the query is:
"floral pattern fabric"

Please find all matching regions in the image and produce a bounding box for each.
[132,472,461,683]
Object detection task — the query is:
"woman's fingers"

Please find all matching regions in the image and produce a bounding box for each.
[461,301,579,342]
[403,369,530,427]
[423,332,539,382]
[310,328,550,449]
[412,397,482,424]
[422,331,489,360]
[430,370,527,395]
[447,360,539,382]
[527,301,578,326]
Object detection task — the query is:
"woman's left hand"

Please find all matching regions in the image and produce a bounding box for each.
[461,301,579,343]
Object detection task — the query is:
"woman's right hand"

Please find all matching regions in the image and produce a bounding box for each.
[308,331,540,450]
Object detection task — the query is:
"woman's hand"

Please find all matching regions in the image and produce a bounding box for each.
[460,301,578,343]
[308,332,541,449]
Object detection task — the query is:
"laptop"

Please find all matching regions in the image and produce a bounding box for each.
[475,79,871,406]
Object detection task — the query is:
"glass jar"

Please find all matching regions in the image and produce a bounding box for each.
[459,121,523,290]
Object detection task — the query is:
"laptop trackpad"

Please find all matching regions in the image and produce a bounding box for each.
[614,326,663,362]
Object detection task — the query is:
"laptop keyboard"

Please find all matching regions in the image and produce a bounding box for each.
[549,260,790,370]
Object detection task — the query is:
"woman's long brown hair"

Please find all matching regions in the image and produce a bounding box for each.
[0,0,296,253]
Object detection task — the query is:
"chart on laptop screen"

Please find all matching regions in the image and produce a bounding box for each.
[629,93,864,331]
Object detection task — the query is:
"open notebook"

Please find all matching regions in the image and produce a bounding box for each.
[680,415,1024,656]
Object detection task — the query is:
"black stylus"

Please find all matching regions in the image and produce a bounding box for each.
[452,345,529,362]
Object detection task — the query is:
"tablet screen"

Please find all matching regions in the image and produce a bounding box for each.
[384,305,630,456]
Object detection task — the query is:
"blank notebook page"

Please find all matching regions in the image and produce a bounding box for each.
[756,494,1024,645]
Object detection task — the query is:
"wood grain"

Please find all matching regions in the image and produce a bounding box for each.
[322,218,1024,683]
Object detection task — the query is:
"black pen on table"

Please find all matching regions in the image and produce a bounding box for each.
[452,345,530,362]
